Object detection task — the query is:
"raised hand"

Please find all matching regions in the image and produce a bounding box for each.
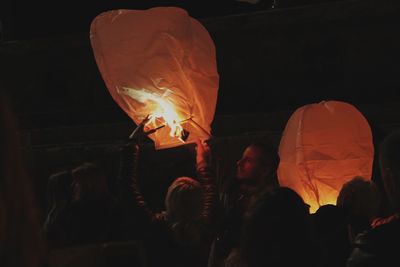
[196,138,211,167]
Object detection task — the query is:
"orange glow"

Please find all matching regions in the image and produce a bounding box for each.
[278,101,374,213]
[119,87,186,142]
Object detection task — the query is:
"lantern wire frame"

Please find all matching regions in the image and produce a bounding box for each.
[129,116,211,142]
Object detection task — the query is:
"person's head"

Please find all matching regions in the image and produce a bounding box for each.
[241,187,314,267]
[43,170,73,232]
[379,130,400,212]
[337,176,381,236]
[313,204,351,266]
[71,162,109,201]
[314,204,347,235]
[165,176,205,245]
[165,177,203,224]
[47,170,72,210]
[236,142,279,186]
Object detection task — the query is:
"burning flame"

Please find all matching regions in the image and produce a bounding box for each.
[119,87,186,141]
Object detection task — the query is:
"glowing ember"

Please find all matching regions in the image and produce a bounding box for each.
[119,87,186,141]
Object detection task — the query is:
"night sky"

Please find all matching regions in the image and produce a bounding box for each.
[1,0,269,40]
[1,0,400,125]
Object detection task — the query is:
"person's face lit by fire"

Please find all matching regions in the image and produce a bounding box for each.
[237,145,269,182]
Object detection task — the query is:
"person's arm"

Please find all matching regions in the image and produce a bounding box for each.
[196,139,216,225]
[119,142,162,223]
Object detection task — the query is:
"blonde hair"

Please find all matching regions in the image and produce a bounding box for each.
[165,177,202,222]
[165,177,204,245]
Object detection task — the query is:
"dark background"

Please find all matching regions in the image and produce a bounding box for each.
[1,0,400,121]
[1,0,399,216]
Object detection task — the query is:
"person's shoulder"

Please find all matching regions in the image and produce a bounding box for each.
[348,222,399,267]
[353,216,400,255]
[370,217,400,247]
[370,213,399,228]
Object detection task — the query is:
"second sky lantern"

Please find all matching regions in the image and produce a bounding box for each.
[278,101,374,213]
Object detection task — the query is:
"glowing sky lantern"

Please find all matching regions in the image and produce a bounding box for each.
[90,7,219,149]
[278,101,374,213]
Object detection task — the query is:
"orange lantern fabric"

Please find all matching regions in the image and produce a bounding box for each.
[90,7,219,149]
[278,101,374,213]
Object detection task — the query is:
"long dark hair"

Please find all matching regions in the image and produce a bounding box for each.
[71,162,110,201]
[0,93,47,267]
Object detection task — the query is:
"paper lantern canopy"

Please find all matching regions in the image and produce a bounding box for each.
[278,101,374,213]
[90,7,219,149]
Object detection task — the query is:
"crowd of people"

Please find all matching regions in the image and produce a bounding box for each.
[2,90,400,267]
